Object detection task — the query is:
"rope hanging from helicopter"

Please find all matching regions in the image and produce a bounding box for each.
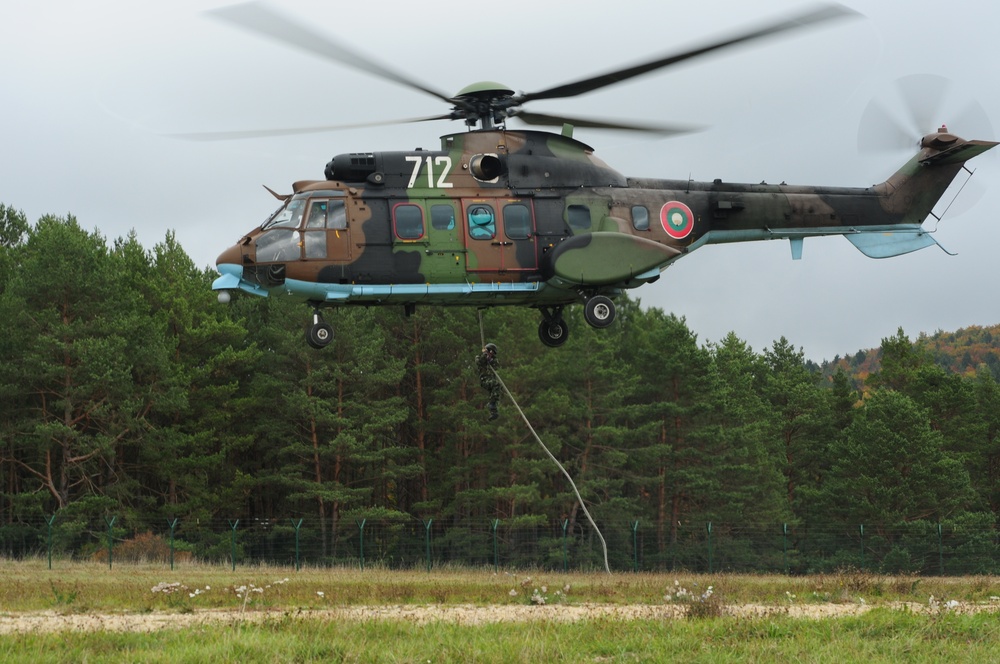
[478,310,611,574]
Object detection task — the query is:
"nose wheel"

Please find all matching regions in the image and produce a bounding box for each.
[306,309,334,349]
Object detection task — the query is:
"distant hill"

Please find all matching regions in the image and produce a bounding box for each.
[819,323,1000,386]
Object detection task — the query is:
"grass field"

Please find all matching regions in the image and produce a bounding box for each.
[1,560,998,662]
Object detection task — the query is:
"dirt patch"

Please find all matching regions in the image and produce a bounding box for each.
[1,601,996,633]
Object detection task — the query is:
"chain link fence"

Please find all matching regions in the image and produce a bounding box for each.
[1,515,997,575]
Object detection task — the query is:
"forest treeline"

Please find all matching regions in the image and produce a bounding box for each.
[1,206,999,572]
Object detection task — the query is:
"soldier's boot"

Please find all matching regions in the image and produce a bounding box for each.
[487,401,499,421]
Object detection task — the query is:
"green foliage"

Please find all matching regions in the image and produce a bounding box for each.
[1,206,999,573]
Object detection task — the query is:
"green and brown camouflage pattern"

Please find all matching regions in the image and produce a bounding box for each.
[214,126,996,316]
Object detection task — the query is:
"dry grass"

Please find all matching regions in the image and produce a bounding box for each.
[0,557,997,615]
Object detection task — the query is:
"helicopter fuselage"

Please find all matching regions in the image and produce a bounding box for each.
[213,128,995,348]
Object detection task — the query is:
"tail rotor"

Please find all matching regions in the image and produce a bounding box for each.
[858,74,995,217]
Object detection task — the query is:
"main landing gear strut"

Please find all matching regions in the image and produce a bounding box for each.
[537,295,617,348]
[306,307,334,349]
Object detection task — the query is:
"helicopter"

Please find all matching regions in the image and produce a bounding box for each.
[205,3,997,349]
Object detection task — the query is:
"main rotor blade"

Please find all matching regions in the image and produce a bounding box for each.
[514,110,701,136]
[208,2,461,108]
[518,4,858,103]
[166,114,455,141]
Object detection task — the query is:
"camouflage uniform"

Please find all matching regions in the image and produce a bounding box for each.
[476,344,501,420]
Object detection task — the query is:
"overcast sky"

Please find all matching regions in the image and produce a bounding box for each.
[2,0,997,361]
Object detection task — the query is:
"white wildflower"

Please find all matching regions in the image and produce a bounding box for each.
[151,581,183,595]
[509,589,518,597]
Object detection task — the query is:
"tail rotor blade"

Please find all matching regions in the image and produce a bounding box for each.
[857,98,917,154]
[895,74,951,135]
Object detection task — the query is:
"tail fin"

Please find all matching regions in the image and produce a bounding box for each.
[852,127,997,257]
[878,127,996,219]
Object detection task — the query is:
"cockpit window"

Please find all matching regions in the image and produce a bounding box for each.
[328,200,347,229]
[255,229,300,262]
[264,198,305,230]
[263,192,347,230]
[306,201,328,228]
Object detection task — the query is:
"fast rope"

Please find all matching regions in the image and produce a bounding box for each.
[477,309,610,573]
[489,366,611,575]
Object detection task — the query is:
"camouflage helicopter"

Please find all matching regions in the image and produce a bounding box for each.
[205,3,996,349]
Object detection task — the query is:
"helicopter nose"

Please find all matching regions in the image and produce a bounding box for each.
[216,243,243,268]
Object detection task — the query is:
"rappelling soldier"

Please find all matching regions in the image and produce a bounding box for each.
[476,343,501,421]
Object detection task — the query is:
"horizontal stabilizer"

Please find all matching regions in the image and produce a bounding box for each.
[545,232,680,286]
[845,231,939,258]
[920,140,999,166]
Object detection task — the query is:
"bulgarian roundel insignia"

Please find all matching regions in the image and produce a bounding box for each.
[660,201,695,239]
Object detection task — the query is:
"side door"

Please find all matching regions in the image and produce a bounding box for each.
[303,197,351,262]
[462,198,537,274]
[421,200,464,281]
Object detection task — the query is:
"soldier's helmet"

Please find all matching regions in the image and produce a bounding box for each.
[484,343,498,354]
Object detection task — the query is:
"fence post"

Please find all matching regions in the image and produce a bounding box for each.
[167,518,179,571]
[228,519,239,572]
[491,519,500,573]
[291,519,304,571]
[859,524,864,571]
[782,523,789,575]
[423,519,433,572]
[937,523,944,576]
[706,522,713,574]
[104,516,116,570]
[46,514,56,570]
[356,519,366,571]
[631,521,640,573]
[561,519,569,572]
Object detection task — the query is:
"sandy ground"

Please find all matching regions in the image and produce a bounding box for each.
[1,601,997,634]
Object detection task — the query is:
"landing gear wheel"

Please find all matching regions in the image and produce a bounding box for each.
[538,319,570,347]
[306,322,334,349]
[306,308,334,349]
[583,295,616,329]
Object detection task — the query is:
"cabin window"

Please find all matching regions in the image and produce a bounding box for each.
[504,204,531,240]
[431,204,455,230]
[568,204,592,230]
[467,204,496,240]
[632,205,650,231]
[394,203,424,240]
